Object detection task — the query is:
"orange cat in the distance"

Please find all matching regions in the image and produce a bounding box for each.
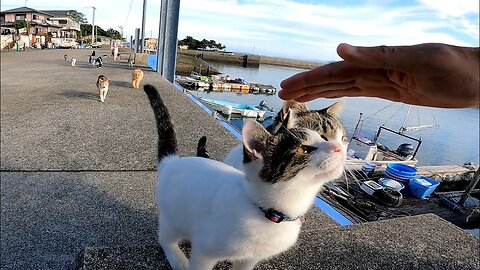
[132,69,144,89]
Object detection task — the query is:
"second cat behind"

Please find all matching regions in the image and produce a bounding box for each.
[132,68,144,89]
[96,75,109,103]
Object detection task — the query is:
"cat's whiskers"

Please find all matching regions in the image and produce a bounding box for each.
[344,164,365,187]
[277,122,303,141]
[342,170,350,193]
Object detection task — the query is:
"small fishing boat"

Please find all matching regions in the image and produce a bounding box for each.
[346,106,439,170]
[200,98,269,118]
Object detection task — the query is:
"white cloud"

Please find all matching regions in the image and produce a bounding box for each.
[1,0,478,60]
[419,0,479,17]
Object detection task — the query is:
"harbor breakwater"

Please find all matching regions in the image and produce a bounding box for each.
[138,49,322,76]
[178,49,323,70]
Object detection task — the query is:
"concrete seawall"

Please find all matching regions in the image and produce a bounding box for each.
[179,49,322,70]
[130,49,321,77]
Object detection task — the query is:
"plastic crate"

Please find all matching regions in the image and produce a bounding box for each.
[409,176,440,198]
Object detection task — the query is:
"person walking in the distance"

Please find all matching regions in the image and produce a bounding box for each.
[279,43,479,108]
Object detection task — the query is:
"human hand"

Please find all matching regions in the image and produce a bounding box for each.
[279,43,479,108]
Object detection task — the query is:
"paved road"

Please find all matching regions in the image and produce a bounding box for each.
[0,48,239,269]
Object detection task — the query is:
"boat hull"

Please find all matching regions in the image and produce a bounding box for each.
[200,98,266,118]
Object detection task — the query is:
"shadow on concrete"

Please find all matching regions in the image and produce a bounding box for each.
[60,90,99,101]
[0,171,158,270]
[70,213,480,270]
[108,80,131,88]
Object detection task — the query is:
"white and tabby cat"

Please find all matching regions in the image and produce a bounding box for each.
[94,56,103,68]
[212,100,346,173]
[144,85,347,270]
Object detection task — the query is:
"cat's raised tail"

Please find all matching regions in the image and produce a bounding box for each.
[196,136,210,158]
[143,85,177,161]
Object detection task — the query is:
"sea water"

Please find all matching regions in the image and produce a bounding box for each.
[186,63,479,166]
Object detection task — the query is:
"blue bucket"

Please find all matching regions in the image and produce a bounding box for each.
[386,163,417,178]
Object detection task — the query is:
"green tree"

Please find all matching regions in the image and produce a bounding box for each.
[80,23,92,36]
[106,28,122,40]
[96,27,107,37]
[178,36,226,50]
[67,10,88,23]
[13,20,27,30]
[80,23,106,37]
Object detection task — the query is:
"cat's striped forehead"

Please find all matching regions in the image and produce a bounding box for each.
[294,110,346,138]
[257,128,311,183]
[256,111,345,184]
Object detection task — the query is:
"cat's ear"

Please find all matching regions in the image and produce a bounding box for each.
[318,100,345,117]
[270,100,307,134]
[281,100,308,120]
[283,100,309,128]
[283,100,309,114]
[242,119,270,160]
[270,108,294,134]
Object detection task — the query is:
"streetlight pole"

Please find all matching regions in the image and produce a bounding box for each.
[86,7,96,44]
[140,0,147,53]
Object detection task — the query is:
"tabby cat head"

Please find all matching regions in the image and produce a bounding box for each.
[242,101,347,185]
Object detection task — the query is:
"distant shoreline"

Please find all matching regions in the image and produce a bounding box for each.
[259,55,322,70]
[177,49,322,73]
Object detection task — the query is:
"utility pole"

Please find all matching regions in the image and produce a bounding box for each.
[87,6,96,44]
[140,0,147,53]
[119,25,124,39]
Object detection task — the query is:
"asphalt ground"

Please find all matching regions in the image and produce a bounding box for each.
[1,49,478,270]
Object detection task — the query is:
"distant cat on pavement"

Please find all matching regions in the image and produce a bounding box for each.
[96,75,109,102]
[132,69,144,89]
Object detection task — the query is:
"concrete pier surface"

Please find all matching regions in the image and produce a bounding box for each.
[1,49,479,270]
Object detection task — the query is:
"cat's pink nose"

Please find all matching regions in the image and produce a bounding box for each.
[332,145,342,153]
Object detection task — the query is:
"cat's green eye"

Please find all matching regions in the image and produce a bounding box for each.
[299,145,317,154]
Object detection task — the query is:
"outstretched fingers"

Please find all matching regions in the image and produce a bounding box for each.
[337,43,438,73]
[279,61,362,100]
[294,86,403,103]
[279,81,357,100]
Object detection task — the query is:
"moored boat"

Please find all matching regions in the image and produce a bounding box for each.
[200,98,268,118]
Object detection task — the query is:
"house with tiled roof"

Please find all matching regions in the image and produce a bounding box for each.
[41,10,80,38]
[0,6,80,38]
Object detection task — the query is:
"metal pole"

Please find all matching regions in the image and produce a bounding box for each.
[140,0,147,53]
[134,28,140,53]
[458,168,480,205]
[156,0,167,73]
[130,35,133,53]
[91,7,96,44]
[163,0,180,82]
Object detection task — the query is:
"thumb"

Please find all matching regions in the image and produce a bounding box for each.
[337,43,417,71]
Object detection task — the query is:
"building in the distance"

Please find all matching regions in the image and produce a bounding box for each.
[0,6,80,38]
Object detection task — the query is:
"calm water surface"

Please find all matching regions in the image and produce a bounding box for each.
[188,63,479,166]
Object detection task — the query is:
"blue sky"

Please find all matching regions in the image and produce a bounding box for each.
[1,0,478,61]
